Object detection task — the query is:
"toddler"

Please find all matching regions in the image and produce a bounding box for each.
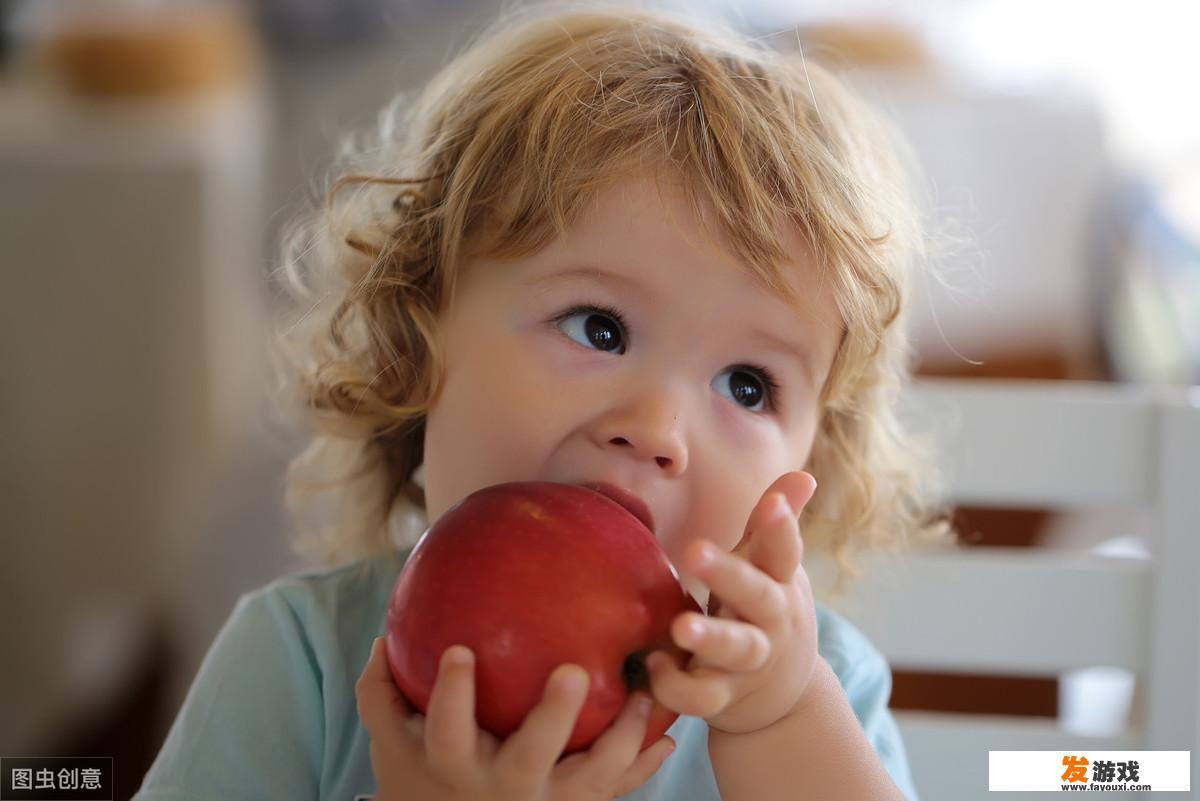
[134,3,953,800]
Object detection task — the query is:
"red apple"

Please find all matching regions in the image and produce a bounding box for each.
[385,480,701,756]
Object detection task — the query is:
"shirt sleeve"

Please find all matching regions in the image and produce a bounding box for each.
[132,588,325,801]
[838,639,921,801]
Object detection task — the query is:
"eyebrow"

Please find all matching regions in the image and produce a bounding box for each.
[523,265,659,300]
[523,265,818,384]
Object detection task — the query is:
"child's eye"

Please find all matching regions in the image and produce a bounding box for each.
[713,365,781,414]
[553,303,629,354]
[551,303,783,414]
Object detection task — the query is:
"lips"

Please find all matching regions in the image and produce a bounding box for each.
[578,482,656,534]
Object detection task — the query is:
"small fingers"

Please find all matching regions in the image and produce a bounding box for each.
[766,472,818,528]
[752,473,817,579]
[611,735,676,797]
[751,493,804,582]
[568,691,654,783]
[645,650,733,719]
[424,645,479,774]
[495,664,590,789]
[560,692,675,797]
[672,612,771,672]
[686,540,787,630]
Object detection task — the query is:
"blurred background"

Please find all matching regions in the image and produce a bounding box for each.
[1,0,1197,797]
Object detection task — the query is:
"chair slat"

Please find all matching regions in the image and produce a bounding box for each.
[1145,397,1200,751]
[900,379,1162,509]
[834,547,1152,674]
[896,711,1147,801]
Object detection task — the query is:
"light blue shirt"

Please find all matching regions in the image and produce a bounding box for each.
[133,547,919,801]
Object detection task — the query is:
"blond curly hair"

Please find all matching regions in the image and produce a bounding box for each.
[270,1,956,599]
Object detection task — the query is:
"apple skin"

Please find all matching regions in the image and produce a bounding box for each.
[386,481,701,756]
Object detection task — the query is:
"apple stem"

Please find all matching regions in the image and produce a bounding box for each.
[622,650,651,692]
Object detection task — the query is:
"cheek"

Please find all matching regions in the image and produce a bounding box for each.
[712,392,770,448]
[657,484,748,588]
[657,443,798,568]
[423,334,573,519]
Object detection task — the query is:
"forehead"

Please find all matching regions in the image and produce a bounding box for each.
[501,171,843,384]
[533,172,841,329]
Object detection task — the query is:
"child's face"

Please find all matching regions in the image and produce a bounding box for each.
[422,172,842,605]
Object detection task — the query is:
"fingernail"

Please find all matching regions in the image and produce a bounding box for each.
[636,694,653,718]
[555,666,587,695]
[444,645,473,668]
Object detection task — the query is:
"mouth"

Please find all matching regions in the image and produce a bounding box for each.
[578,482,656,534]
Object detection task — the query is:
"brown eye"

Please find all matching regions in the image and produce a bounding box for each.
[713,365,780,413]
[554,304,628,354]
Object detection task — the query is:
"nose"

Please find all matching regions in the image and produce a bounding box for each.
[594,385,688,475]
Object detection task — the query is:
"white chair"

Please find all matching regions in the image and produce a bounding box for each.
[831,378,1200,800]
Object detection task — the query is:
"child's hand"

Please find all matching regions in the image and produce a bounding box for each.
[647,471,821,735]
[355,637,676,801]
